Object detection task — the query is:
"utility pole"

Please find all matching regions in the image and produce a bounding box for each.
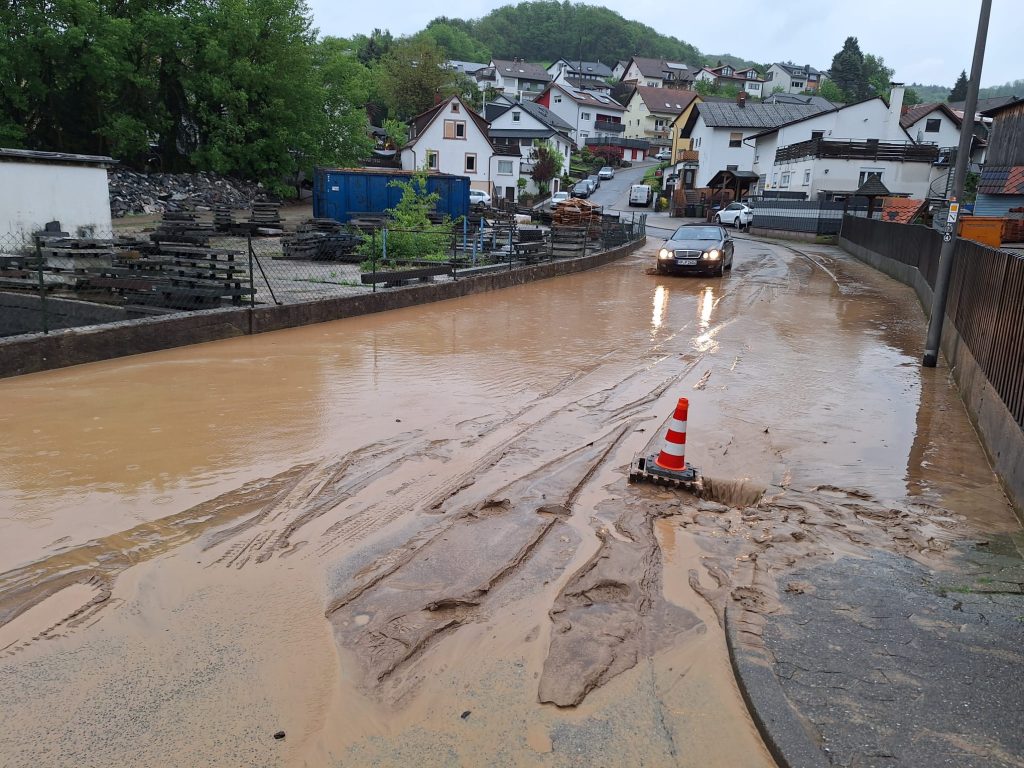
[923,0,992,367]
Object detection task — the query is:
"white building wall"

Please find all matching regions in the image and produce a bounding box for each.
[691,119,759,188]
[0,161,112,241]
[906,111,960,147]
[768,157,932,199]
[402,101,494,192]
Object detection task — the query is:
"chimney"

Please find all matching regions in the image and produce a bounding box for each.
[888,82,905,122]
[737,90,747,107]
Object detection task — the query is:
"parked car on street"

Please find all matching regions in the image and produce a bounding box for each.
[549,191,570,209]
[656,224,734,277]
[469,189,491,206]
[598,166,615,180]
[572,181,592,199]
[654,149,671,161]
[587,174,601,191]
[629,184,653,207]
[714,202,753,229]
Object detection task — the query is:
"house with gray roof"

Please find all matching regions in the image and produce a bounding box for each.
[486,94,576,197]
[682,95,831,188]
[490,59,551,101]
[767,63,826,94]
[619,57,694,89]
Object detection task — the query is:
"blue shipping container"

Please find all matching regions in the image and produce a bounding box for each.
[313,168,470,224]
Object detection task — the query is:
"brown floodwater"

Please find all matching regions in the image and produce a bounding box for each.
[0,236,1017,766]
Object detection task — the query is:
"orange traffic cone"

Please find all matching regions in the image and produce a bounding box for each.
[654,398,688,471]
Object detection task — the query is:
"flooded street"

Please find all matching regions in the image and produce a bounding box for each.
[0,237,1018,767]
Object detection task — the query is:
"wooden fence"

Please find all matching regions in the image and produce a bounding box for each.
[841,215,1024,429]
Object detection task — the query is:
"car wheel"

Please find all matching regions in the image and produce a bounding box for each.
[716,262,725,277]
[734,216,742,230]
[714,215,722,224]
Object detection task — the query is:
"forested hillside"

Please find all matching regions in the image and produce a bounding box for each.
[908,79,1023,103]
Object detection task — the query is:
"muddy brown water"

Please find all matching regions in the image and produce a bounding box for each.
[0,238,1018,766]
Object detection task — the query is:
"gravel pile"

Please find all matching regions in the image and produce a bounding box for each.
[108,170,275,218]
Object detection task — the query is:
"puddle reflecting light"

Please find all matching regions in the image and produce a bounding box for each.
[651,285,667,331]
[699,286,714,329]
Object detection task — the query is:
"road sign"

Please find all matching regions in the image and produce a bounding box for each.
[943,233,952,242]
[948,202,960,225]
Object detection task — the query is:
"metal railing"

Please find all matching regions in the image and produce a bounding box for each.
[775,138,940,164]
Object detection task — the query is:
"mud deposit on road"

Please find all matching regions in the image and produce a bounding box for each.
[0,238,1019,766]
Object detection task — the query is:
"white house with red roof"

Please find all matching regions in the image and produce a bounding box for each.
[533,82,626,145]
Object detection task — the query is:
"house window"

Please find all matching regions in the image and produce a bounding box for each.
[426,151,438,169]
[581,112,591,121]
[925,118,941,132]
[803,169,811,186]
[780,172,791,188]
[811,130,824,140]
[464,153,477,173]
[512,111,521,122]
[498,160,513,174]
[729,132,743,148]
[554,95,562,104]
[444,120,467,139]
[771,173,778,186]
[451,102,460,113]
[579,131,588,139]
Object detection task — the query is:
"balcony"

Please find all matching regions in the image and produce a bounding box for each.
[775,138,939,164]
[594,119,625,134]
[644,129,670,140]
[676,149,699,163]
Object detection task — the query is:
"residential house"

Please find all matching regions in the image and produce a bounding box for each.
[749,86,937,200]
[546,59,614,93]
[766,63,825,94]
[612,60,629,81]
[695,64,766,98]
[489,59,551,102]
[974,99,1024,216]
[763,92,839,110]
[486,95,575,197]
[534,82,626,145]
[400,95,520,198]
[619,57,694,89]
[622,86,698,155]
[679,94,830,192]
[447,60,489,81]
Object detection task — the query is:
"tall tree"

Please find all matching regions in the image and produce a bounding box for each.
[948,70,969,102]
[862,54,894,98]
[828,36,865,101]
[375,38,462,120]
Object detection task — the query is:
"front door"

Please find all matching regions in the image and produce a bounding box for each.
[505,186,515,202]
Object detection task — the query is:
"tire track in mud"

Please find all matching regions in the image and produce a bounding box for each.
[325,422,639,700]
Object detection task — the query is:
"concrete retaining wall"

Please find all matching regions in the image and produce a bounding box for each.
[0,291,128,337]
[0,237,645,379]
[840,235,1024,516]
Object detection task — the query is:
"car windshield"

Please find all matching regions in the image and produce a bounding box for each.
[671,226,722,241]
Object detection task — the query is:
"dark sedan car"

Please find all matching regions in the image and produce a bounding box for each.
[571,181,592,199]
[656,224,734,276]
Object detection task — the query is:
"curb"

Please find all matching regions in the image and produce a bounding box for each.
[724,605,830,768]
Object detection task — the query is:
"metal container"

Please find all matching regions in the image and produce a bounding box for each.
[313,168,471,224]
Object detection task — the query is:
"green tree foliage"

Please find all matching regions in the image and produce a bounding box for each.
[862,54,894,98]
[902,87,922,106]
[376,38,457,120]
[358,172,453,266]
[0,0,373,186]
[818,79,846,103]
[418,20,490,62]
[949,70,969,102]
[464,1,701,64]
[354,28,394,65]
[828,36,865,101]
[381,118,408,149]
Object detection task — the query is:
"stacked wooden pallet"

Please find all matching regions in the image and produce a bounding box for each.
[280,231,360,261]
[552,198,602,227]
[214,206,234,232]
[549,226,588,258]
[249,201,282,229]
[151,212,215,245]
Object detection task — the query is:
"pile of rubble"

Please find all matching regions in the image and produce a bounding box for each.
[108,169,274,218]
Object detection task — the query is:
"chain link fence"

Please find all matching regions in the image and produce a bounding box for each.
[1,210,646,339]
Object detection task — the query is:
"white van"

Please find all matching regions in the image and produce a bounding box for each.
[629,184,653,207]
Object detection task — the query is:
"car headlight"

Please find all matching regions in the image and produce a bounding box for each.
[658,248,671,259]
[704,249,720,260]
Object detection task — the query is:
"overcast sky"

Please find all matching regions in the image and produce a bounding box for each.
[308,0,1021,88]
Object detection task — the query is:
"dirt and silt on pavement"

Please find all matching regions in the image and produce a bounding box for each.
[0,235,1019,766]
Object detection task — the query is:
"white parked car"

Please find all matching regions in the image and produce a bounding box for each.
[714,202,753,228]
[549,191,570,208]
[598,166,615,180]
[654,150,671,161]
[469,189,491,206]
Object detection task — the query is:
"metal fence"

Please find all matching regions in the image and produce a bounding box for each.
[0,212,646,339]
[749,198,872,235]
[841,215,1024,429]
